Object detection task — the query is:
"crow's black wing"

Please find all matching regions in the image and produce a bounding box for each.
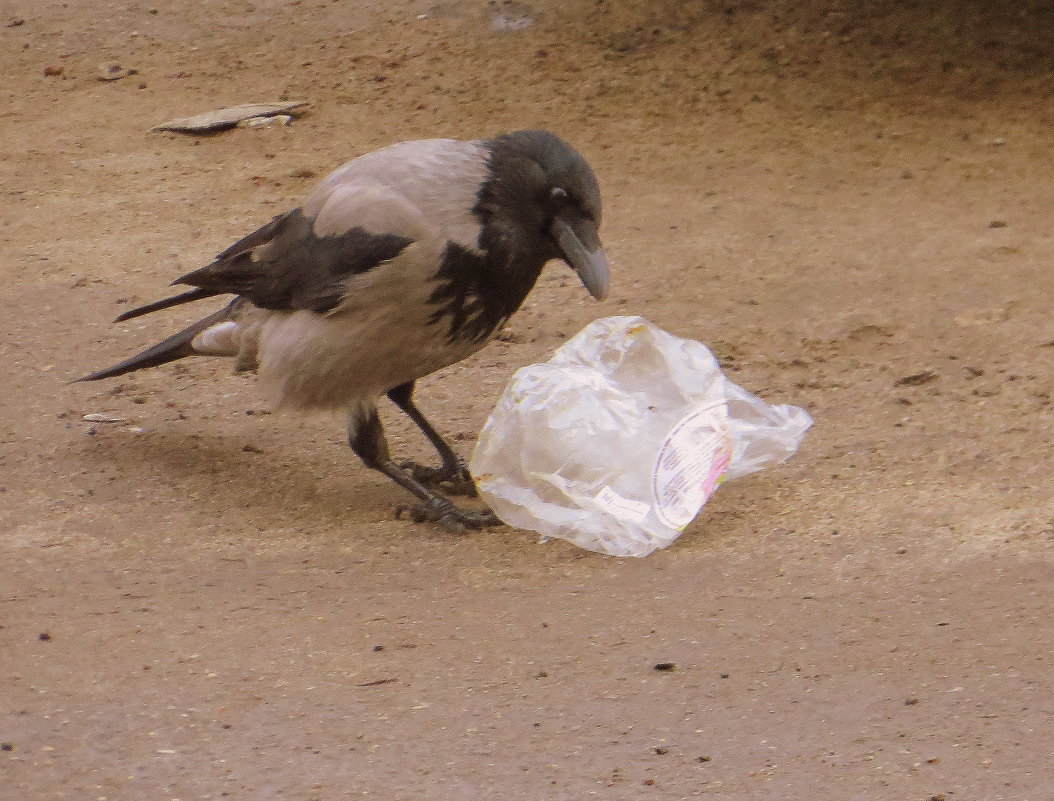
[112,212,295,323]
[173,209,413,313]
[115,207,416,323]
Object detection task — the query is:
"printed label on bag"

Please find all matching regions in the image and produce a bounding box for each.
[595,485,651,524]
[652,401,733,530]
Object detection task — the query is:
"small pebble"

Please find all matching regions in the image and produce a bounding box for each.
[894,370,938,387]
[98,63,138,81]
[653,662,676,671]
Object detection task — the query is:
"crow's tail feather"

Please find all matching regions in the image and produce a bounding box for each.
[76,304,234,382]
[113,287,216,323]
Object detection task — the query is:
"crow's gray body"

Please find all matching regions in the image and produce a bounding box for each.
[81,130,608,531]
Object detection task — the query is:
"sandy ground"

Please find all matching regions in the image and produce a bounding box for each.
[3,1,1054,798]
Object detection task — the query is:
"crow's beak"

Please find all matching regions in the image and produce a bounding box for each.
[550,216,609,301]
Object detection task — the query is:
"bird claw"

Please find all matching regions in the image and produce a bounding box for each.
[394,501,499,533]
[398,459,478,497]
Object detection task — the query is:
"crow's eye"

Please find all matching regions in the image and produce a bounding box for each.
[549,186,569,204]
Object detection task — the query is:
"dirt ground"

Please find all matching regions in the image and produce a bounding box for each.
[3,1,1054,798]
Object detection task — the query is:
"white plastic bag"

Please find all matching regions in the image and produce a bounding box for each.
[470,316,812,556]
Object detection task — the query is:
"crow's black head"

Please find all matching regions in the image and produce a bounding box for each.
[477,130,608,301]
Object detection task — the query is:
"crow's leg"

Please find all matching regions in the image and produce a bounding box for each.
[386,381,477,497]
[348,402,497,533]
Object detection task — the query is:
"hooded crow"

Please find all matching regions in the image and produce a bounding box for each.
[79,130,608,532]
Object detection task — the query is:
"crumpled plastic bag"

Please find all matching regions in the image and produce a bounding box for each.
[470,316,812,556]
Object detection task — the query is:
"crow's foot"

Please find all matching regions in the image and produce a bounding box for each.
[395,500,499,534]
[398,459,478,497]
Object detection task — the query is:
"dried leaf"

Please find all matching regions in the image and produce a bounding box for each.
[150,101,309,133]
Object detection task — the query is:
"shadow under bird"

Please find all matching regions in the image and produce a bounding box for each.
[78,129,609,531]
